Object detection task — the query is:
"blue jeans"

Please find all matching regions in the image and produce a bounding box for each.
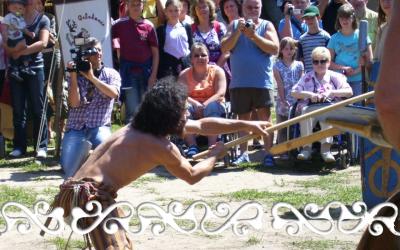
[9,67,48,153]
[349,81,362,105]
[123,73,147,124]
[188,101,226,119]
[349,80,362,160]
[61,126,111,177]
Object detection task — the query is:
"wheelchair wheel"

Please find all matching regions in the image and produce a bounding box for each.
[338,151,349,169]
[337,143,351,170]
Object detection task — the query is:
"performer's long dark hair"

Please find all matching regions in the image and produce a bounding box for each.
[132,77,188,137]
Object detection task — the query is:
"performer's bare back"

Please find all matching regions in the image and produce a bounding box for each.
[74,125,184,191]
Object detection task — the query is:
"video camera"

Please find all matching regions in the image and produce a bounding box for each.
[67,37,99,73]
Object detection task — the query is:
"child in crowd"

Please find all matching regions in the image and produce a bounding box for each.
[327,3,372,98]
[112,0,159,124]
[2,0,36,81]
[273,37,304,148]
[291,47,353,163]
[298,5,330,72]
[157,0,193,78]
[179,0,193,24]
[327,3,372,161]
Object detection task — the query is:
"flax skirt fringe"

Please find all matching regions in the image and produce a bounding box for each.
[48,178,133,250]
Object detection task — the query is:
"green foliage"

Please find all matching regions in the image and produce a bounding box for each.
[0,185,38,209]
[48,237,86,250]
[246,235,263,246]
[289,239,355,250]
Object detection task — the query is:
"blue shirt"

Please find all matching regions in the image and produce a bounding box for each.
[327,29,371,82]
[229,19,273,89]
[298,29,331,72]
[25,14,50,68]
[278,18,323,40]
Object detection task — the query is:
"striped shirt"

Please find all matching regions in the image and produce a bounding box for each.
[298,29,331,72]
[66,67,121,130]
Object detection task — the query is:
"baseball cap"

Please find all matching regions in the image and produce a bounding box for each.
[302,5,320,18]
[8,0,28,5]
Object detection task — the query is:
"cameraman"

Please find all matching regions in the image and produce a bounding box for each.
[61,37,121,178]
[278,0,319,40]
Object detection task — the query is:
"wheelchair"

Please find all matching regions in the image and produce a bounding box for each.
[285,101,354,169]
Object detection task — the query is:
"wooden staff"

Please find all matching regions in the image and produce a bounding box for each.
[192,91,375,160]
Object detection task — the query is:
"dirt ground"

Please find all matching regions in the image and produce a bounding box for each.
[0,152,366,250]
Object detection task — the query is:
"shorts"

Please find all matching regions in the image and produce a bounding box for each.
[229,88,274,115]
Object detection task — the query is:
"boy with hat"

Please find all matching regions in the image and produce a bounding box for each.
[1,0,36,81]
[298,5,331,72]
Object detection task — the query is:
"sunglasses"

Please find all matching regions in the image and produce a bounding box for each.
[193,53,208,58]
[312,59,328,65]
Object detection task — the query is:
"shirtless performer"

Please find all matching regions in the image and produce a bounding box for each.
[46,78,270,249]
[357,0,400,249]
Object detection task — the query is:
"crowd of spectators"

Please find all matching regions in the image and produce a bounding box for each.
[0,0,387,175]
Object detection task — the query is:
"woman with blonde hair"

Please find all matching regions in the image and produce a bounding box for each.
[292,47,353,162]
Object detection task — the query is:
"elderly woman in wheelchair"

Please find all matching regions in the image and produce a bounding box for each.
[291,47,353,163]
[178,43,227,157]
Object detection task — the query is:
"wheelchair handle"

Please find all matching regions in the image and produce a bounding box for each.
[192,91,375,160]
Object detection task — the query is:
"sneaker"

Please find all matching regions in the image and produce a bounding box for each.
[10,70,24,82]
[232,153,250,165]
[186,145,199,158]
[297,148,311,160]
[36,148,47,159]
[9,149,23,157]
[20,66,36,75]
[263,154,275,167]
[321,152,335,163]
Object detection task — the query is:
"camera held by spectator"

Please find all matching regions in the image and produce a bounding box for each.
[245,19,255,29]
[67,37,99,73]
[287,6,303,16]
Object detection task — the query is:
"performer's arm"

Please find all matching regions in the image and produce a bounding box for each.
[375,0,400,150]
[164,143,225,185]
[185,118,270,136]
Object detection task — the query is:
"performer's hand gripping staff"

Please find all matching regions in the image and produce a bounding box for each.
[193,91,377,160]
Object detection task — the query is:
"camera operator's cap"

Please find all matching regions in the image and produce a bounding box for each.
[7,0,28,5]
[302,5,320,18]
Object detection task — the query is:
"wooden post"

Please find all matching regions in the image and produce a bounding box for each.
[54,61,64,157]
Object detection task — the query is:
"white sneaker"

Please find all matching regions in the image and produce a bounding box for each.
[297,149,311,160]
[36,148,47,159]
[321,152,335,163]
[9,149,23,157]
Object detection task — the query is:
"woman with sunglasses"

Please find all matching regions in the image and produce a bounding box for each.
[291,46,353,163]
[178,43,227,158]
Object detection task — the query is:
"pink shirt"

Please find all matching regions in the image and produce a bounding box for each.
[112,18,158,63]
[292,70,350,112]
